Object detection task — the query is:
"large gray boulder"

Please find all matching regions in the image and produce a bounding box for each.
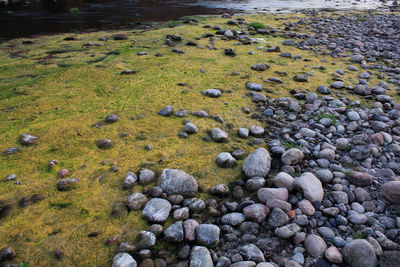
[242,148,271,178]
[295,172,324,202]
[142,198,171,223]
[112,253,137,267]
[159,169,198,197]
[190,246,213,267]
[343,239,377,267]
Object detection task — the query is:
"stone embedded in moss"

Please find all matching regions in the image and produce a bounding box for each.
[57,178,79,191]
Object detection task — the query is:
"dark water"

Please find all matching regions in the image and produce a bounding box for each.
[0,0,389,40]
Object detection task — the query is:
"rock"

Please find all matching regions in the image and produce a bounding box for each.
[238,128,249,138]
[190,246,213,267]
[142,198,171,223]
[105,114,119,123]
[158,105,174,116]
[319,149,335,161]
[293,75,308,82]
[379,251,400,267]
[184,219,199,241]
[297,199,315,216]
[382,181,400,204]
[281,148,304,165]
[249,126,264,136]
[246,82,263,91]
[272,172,295,191]
[257,187,289,203]
[348,171,372,186]
[136,231,156,249]
[184,123,198,134]
[112,253,137,267]
[0,246,15,261]
[120,70,136,75]
[331,81,344,89]
[174,207,189,220]
[211,128,229,142]
[58,169,69,178]
[96,139,113,149]
[202,89,221,98]
[127,193,147,210]
[295,172,324,202]
[210,184,229,196]
[283,39,296,45]
[159,169,198,197]
[252,63,270,71]
[123,172,137,189]
[350,54,365,63]
[325,246,342,264]
[343,239,377,267]
[304,234,327,258]
[20,133,38,146]
[240,244,265,262]
[57,178,79,191]
[245,177,265,192]
[275,223,301,238]
[315,169,333,183]
[317,85,331,94]
[242,148,271,178]
[164,221,184,242]
[221,212,245,226]
[196,224,220,247]
[4,174,17,181]
[216,152,237,168]
[267,207,289,227]
[230,262,256,267]
[243,204,269,223]
[3,147,22,155]
[138,169,155,185]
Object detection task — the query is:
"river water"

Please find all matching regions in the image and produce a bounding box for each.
[0,0,391,40]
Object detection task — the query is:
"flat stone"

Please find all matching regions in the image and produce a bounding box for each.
[240,244,265,263]
[159,169,198,197]
[221,212,245,226]
[142,198,171,223]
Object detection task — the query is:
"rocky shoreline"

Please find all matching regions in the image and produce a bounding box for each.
[1,10,400,267]
[107,12,400,267]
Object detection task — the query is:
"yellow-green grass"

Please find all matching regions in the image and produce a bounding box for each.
[0,12,398,266]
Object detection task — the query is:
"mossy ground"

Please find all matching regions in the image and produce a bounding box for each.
[0,12,398,266]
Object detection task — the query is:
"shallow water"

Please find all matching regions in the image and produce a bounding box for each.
[0,0,391,40]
